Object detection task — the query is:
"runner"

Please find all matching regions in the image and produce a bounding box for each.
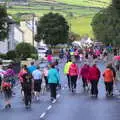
[6,64,15,88]
[89,63,100,97]
[103,64,115,96]
[27,62,37,74]
[32,66,43,101]
[47,54,53,64]
[48,63,60,102]
[1,74,12,109]
[22,73,32,109]
[18,65,28,99]
[80,63,90,91]
[64,59,72,89]
[68,61,79,92]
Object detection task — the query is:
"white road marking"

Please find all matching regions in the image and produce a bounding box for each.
[47,105,52,110]
[56,94,60,99]
[40,112,46,118]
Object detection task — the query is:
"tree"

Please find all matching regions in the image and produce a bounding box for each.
[112,0,120,12]
[15,42,37,60]
[0,5,8,41]
[6,50,16,60]
[91,5,120,46]
[35,12,69,46]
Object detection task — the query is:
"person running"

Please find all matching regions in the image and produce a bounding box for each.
[80,63,90,91]
[43,65,49,90]
[22,73,32,109]
[68,61,79,92]
[18,65,28,99]
[103,64,115,96]
[32,66,43,101]
[1,74,12,109]
[47,54,53,64]
[89,63,100,97]
[64,59,72,89]
[48,63,60,102]
[6,64,15,88]
[27,62,37,74]
[107,63,116,80]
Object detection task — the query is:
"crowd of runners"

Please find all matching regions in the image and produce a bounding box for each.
[0,45,120,109]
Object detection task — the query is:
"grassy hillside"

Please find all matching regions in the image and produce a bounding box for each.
[31,0,111,8]
[7,0,111,37]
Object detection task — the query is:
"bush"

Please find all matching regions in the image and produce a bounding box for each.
[31,53,38,60]
[6,50,16,60]
[15,42,37,60]
[0,54,7,59]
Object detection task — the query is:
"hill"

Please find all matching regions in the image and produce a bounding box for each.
[30,0,111,8]
[6,0,111,37]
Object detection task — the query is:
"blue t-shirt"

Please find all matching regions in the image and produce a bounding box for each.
[27,65,37,74]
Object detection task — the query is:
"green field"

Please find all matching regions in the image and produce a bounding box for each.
[7,0,110,37]
[31,0,111,7]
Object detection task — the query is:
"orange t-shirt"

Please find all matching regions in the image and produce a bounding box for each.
[103,68,114,82]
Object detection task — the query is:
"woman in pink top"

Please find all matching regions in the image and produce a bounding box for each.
[47,54,53,63]
[69,62,79,92]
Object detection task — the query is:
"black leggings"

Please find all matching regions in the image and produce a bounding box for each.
[105,82,113,95]
[24,93,32,106]
[91,80,99,95]
[70,76,78,89]
[50,83,57,99]
[44,76,48,87]
[82,77,88,88]
[67,74,71,89]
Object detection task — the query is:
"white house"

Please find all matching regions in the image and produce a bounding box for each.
[0,17,24,54]
[0,16,38,54]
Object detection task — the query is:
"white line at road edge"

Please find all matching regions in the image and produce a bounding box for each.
[40,112,46,118]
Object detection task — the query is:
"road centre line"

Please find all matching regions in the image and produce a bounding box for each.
[40,112,46,118]
[47,105,52,110]
[40,94,61,119]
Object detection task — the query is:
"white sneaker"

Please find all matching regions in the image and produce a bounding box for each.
[52,99,56,103]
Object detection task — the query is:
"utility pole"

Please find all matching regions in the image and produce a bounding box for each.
[32,14,35,46]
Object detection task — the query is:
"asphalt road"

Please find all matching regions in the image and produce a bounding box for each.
[0,61,120,120]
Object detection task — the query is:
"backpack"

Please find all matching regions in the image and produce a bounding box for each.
[2,80,11,90]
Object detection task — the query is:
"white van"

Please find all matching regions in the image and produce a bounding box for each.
[37,47,48,59]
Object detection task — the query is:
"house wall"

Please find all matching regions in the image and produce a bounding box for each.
[0,40,8,54]
[20,21,33,45]
[14,26,23,45]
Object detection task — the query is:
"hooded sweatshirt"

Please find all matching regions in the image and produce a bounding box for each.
[88,65,100,81]
[69,63,79,76]
[64,61,72,74]
[80,64,90,79]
